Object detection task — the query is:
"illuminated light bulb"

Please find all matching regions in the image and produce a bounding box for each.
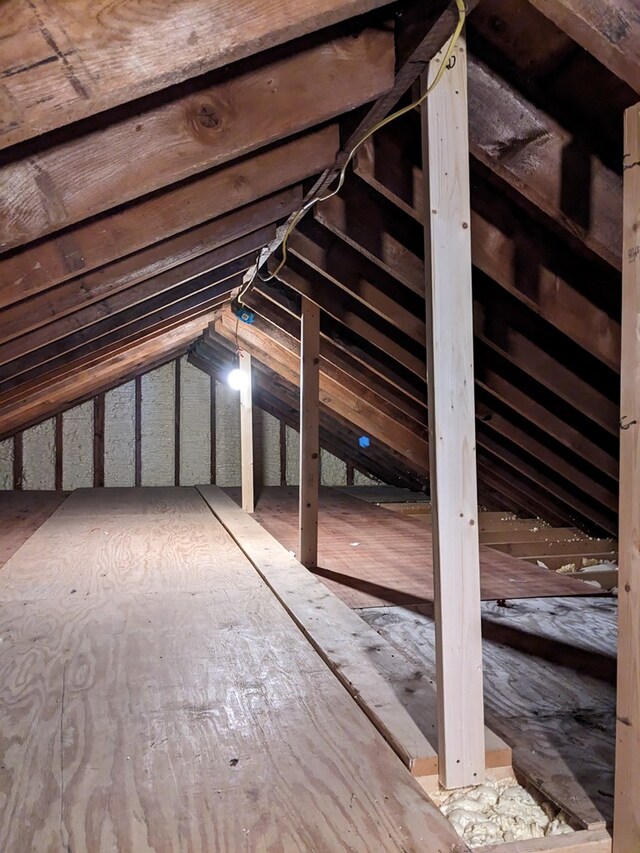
[227,367,248,391]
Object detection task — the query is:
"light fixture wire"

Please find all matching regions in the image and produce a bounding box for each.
[237,0,467,305]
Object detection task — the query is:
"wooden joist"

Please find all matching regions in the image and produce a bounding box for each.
[214,308,430,474]
[0,127,338,302]
[0,0,393,148]
[239,352,255,514]
[613,102,640,853]
[527,0,640,94]
[1,29,393,250]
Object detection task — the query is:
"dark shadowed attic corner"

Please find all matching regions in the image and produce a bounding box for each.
[0,0,637,851]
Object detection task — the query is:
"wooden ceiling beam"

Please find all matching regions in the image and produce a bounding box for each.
[244,288,427,426]
[0,0,394,149]
[0,274,241,405]
[0,126,337,300]
[0,197,290,367]
[272,258,426,378]
[190,340,426,490]
[354,131,622,370]
[0,317,211,440]
[289,225,426,342]
[527,0,640,95]
[213,308,430,474]
[1,28,393,250]
[253,277,428,406]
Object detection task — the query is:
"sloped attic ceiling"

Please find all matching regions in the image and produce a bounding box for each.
[0,0,637,534]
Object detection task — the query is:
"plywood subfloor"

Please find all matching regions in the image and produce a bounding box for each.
[236,487,601,607]
[0,490,68,568]
[361,598,617,830]
[0,486,464,853]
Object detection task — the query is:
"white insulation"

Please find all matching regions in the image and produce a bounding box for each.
[23,419,56,489]
[179,356,210,486]
[105,381,136,487]
[141,363,175,487]
[62,401,93,490]
[0,440,12,489]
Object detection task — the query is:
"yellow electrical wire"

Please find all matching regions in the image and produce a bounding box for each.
[238,0,466,302]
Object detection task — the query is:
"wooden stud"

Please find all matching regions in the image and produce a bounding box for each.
[135,376,142,488]
[298,297,321,568]
[421,37,485,788]
[174,358,181,487]
[613,102,640,853]
[12,432,22,490]
[239,350,255,513]
[279,418,287,486]
[93,395,105,487]
[210,373,217,485]
[55,413,63,491]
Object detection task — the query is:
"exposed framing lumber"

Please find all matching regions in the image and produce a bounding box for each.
[0,0,394,149]
[93,394,105,488]
[249,0,481,278]
[0,195,293,359]
[1,29,393,250]
[197,484,511,780]
[174,359,181,488]
[483,827,611,852]
[527,0,640,95]
[421,39,485,788]
[239,351,255,514]
[613,102,640,853]
[0,127,337,301]
[214,309,430,474]
[298,298,321,568]
[55,413,63,491]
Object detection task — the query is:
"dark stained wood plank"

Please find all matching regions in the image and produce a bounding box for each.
[0,126,337,301]
[0,0,393,148]
[0,491,68,569]
[229,486,601,606]
[528,0,640,94]
[55,412,63,490]
[135,377,142,489]
[1,30,393,249]
[0,317,212,440]
[0,193,295,355]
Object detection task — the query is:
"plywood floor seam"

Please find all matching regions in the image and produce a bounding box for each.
[0,486,467,852]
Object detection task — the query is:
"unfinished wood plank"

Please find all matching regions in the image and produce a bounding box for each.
[299,298,320,568]
[0,0,393,149]
[362,602,615,830]
[0,127,337,302]
[1,30,393,250]
[421,38,485,788]
[0,486,466,852]
[527,0,640,95]
[484,828,612,852]
[613,102,640,853]
[0,491,67,569]
[198,484,511,779]
[239,350,254,514]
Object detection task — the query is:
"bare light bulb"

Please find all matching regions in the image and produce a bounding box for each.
[227,367,248,391]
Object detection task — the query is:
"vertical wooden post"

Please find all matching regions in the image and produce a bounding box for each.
[299,297,320,568]
[239,350,255,513]
[421,36,485,789]
[93,394,105,487]
[614,102,640,853]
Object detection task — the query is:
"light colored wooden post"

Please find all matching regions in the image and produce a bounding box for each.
[239,350,254,514]
[421,36,485,789]
[613,102,640,853]
[299,297,320,568]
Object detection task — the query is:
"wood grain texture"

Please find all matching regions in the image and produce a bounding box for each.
[527,0,640,94]
[613,102,640,853]
[0,491,68,569]
[484,828,611,852]
[0,126,337,302]
[298,298,320,567]
[0,486,469,851]
[239,352,255,513]
[238,487,602,607]
[198,484,510,779]
[422,41,485,787]
[0,0,392,149]
[361,601,616,830]
[1,29,393,250]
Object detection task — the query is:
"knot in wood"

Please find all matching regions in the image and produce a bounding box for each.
[197,104,221,129]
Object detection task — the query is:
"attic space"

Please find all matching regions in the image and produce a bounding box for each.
[0,1,637,851]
